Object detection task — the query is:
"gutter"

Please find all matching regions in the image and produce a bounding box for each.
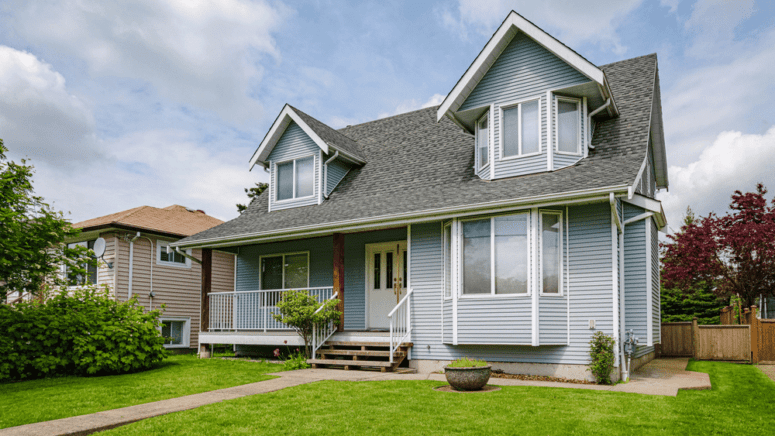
[587,99,611,150]
[172,184,630,249]
[323,151,339,199]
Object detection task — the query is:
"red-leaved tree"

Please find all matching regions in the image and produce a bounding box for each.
[661,184,775,308]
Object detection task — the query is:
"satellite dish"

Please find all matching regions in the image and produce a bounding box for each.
[93,238,106,258]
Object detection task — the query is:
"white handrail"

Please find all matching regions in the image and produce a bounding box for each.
[388,288,413,364]
[312,292,339,357]
[208,287,333,331]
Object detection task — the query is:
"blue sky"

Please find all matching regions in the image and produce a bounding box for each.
[0,0,774,230]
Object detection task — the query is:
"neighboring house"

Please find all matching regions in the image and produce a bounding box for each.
[173,11,668,381]
[68,205,235,351]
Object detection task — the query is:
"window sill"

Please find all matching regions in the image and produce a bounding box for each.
[274,194,316,204]
[458,293,530,300]
[157,261,191,269]
[539,293,564,297]
[554,150,582,157]
[499,151,542,161]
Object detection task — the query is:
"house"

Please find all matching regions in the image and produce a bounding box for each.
[68,205,235,351]
[173,11,668,381]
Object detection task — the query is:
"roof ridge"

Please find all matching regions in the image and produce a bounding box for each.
[600,53,657,69]
[338,105,438,132]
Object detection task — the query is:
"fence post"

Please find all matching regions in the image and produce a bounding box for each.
[691,317,699,359]
[751,306,759,364]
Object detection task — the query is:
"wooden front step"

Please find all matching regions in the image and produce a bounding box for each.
[308,358,393,368]
[309,339,412,372]
[319,349,404,358]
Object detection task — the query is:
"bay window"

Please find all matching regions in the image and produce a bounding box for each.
[443,222,452,299]
[502,98,540,158]
[461,213,529,296]
[476,113,489,169]
[276,156,314,201]
[540,211,562,294]
[556,97,581,154]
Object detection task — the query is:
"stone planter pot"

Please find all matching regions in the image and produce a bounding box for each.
[444,365,492,391]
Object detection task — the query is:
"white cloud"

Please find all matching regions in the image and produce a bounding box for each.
[34,129,262,223]
[378,93,445,119]
[683,0,754,59]
[439,0,643,55]
[660,0,680,13]
[658,127,775,232]
[0,46,100,166]
[662,25,775,167]
[6,0,289,125]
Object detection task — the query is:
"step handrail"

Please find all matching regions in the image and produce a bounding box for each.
[388,288,413,364]
[311,291,339,357]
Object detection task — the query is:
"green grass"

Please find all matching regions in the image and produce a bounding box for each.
[447,357,488,367]
[101,361,775,436]
[0,355,283,429]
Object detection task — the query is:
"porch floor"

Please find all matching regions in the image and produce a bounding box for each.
[200,330,390,347]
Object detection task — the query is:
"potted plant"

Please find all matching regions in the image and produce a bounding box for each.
[444,357,491,391]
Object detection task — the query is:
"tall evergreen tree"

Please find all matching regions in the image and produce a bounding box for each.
[236,182,268,214]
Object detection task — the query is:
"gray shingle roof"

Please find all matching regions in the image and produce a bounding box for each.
[178,54,658,247]
[289,105,366,162]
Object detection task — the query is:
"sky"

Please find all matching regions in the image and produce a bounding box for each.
[0,0,774,231]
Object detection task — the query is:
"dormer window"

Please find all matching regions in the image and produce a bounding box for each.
[501,98,540,158]
[476,114,489,169]
[556,97,581,155]
[276,156,314,201]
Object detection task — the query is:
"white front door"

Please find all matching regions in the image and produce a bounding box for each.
[366,241,407,330]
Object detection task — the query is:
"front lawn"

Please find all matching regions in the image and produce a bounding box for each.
[0,355,283,429]
[102,361,773,435]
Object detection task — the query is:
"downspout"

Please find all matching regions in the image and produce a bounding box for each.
[174,246,202,264]
[138,235,154,310]
[323,151,339,199]
[127,232,140,299]
[587,99,611,150]
[609,193,621,375]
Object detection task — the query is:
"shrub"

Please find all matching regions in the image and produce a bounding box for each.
[272,289,340,358]
[283,349,310,371]
[588,331,616,385]
[447,357,489,368]
[0,285,168,382]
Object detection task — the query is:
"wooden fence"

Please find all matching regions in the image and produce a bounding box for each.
[662,306,774,363]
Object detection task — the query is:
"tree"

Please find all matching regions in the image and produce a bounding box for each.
[236,182,268,214]
[0,139,92,301]
[661,184,775,308]
[271,289,341,358]
[661,283,725,325]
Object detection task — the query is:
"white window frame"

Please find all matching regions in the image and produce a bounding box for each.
[475,112,490,171]
[157,241,192,268]
[65,240,98,288]
[159,316,191,348]
[554,96,582,156]
[538,209,564,296]
[274,155,316,203]
[443,221,453,300]
[258,251,311,290]
[499,97,542,160]
[458,213,531,299]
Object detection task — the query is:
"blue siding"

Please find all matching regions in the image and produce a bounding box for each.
[268,122,321,211]
[325,158,351,196]
[624,204,648,344]
[343,227,408,330]
[410,202,615,365]
[459,32,590,179]
[235,237,333,292]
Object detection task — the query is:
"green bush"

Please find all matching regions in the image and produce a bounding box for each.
[588,331,616,385]
[0,285,168,382]
[272,289,340,358]
[447,357,488,368]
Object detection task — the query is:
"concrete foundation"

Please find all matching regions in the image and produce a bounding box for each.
[409,359,607,382]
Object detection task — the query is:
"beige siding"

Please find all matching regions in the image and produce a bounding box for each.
[106,234,235,349]
[94,232,118,297]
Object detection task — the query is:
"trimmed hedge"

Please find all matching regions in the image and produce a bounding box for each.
[0,286,168,382]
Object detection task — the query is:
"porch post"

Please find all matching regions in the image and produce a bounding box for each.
[199,248,213,358]
[333,233,345,331]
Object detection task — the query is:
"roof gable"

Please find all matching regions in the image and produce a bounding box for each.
[437,11,615,123]
[249,104,365,170]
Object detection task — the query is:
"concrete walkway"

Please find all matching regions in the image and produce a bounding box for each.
[1,358,710,436]
[758,364,775,383]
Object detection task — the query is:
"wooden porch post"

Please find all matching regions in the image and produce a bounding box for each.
[199,248,213,358]
[333,233,345,332]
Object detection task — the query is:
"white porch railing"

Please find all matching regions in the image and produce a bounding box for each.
[388,288,413,364]
[311,292,339,357]
[208,287,334,331]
